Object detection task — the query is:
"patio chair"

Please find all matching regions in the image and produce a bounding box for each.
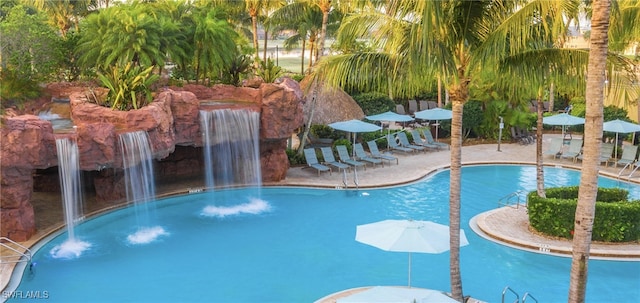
[543,138,564,159]
[366,140,399,165]
[320,147,350,173]
[386,134,414,153]
[419,128,449,150]
[396,132,426,152]
[303,148,331,176]
[576,143,615,165]
[395,104,407,115]
[613,145,638,170]
[419,100,430,111]
[336,145,367,170]
[408,100,418,115]
[353,143,383,168]
[409,129,439,150]
[560,139,583,162]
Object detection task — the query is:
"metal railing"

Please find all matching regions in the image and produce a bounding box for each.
[498,190,525,209]
[0,237,32,265]
[502,286,519,303]
[522,292,539,303]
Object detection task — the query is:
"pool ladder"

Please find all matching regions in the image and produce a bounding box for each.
[502,286,538,303]
[498,191,525,209]
[0,237,32,265]
[340,167,359,189]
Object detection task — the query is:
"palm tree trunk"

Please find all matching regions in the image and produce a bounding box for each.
[568,1,610,302]
[301,39,306,74]
[549,82,555,113]
[317,4,330,61]
[263,25,269,63]
[536,91,546,198]
[448,82,467,301]
[297,77,319,154]
[251,15,260,61]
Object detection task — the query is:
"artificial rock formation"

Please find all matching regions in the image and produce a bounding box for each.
[0,79,304,241]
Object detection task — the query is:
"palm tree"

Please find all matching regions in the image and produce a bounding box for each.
[569,1,609,301]
[245,0,263,62]
[312,1,593,300]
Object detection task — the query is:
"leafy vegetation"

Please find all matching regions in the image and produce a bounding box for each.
[528,187,640,242]
[96,63,160,110]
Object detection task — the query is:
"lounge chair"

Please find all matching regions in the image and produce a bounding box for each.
[386,134,414,153]
[613,145,638,169]
[419,129,449,150]
[320,147,350,172]
[367,140,399,165]
[576,143,615,165]
[544,138,564,159]
[303,148,331,176]
[395,104,407,115]
[336,145,367,170]
[396,132,427,152]
[409,129,438,150]
[353,143,383,168]
[560,139,583,162]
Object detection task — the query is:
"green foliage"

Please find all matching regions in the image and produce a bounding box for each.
[528,187,640,242]
[255,58,283,83]
[289,73,305,82]
[461,101,484,139]
[222,54,252,86]
[286,148,305,165]
[353,92,395,115]
[0,70,41,109]
[311,125,340,140]
[0,5,63,85]
[96,63,160,111]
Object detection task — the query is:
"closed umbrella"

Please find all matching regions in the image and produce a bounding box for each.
[414,108,452,141]
[602,119,640,157]
[355,219,469,287]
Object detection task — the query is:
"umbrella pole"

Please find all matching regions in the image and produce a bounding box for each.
[615,132,619,159]
[408,252,412,288]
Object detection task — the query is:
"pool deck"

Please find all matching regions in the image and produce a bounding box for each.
[2,134,640,299]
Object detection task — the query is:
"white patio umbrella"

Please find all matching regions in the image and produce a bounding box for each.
[413,108,452,141]
[542,113,585,138]
[355,219,469,287]
[336,286,459,303]
[602,119,640,157]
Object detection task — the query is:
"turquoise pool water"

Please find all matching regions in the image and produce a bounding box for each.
[6,165,640,302]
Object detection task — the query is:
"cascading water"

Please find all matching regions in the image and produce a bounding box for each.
[200,109,269,217]
[50,137,91,259]
[119,131,168,244]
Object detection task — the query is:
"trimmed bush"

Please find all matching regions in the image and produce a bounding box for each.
[527,187,640,242]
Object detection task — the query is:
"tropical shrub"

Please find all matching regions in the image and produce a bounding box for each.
[96,63,160,110]
[286,148,305,165]
[353,92,395,115]
[255,58,283,83]
[528,186,640,242]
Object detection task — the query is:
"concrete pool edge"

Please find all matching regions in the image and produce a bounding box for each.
[471,206,640,261]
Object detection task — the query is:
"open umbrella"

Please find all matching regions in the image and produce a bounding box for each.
[414,108,452,141]
[542,113,585,138]
[602,119,640,157]
[336,286,459,303]
[328,120,381,155]
[355,219,469,287]
[366,111,415,137]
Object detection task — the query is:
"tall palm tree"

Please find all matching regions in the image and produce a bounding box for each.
[312,1,591,300]
[245,0,263,62]
[569,1,609,301]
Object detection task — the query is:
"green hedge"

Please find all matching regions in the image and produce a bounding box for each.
[527,186,640,242]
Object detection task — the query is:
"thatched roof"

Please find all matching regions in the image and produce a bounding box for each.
[300,77,364,125]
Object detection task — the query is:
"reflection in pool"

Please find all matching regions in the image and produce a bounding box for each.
[7,165,640,302]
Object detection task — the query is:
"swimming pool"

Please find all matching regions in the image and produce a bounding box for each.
[5,165,640,302]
